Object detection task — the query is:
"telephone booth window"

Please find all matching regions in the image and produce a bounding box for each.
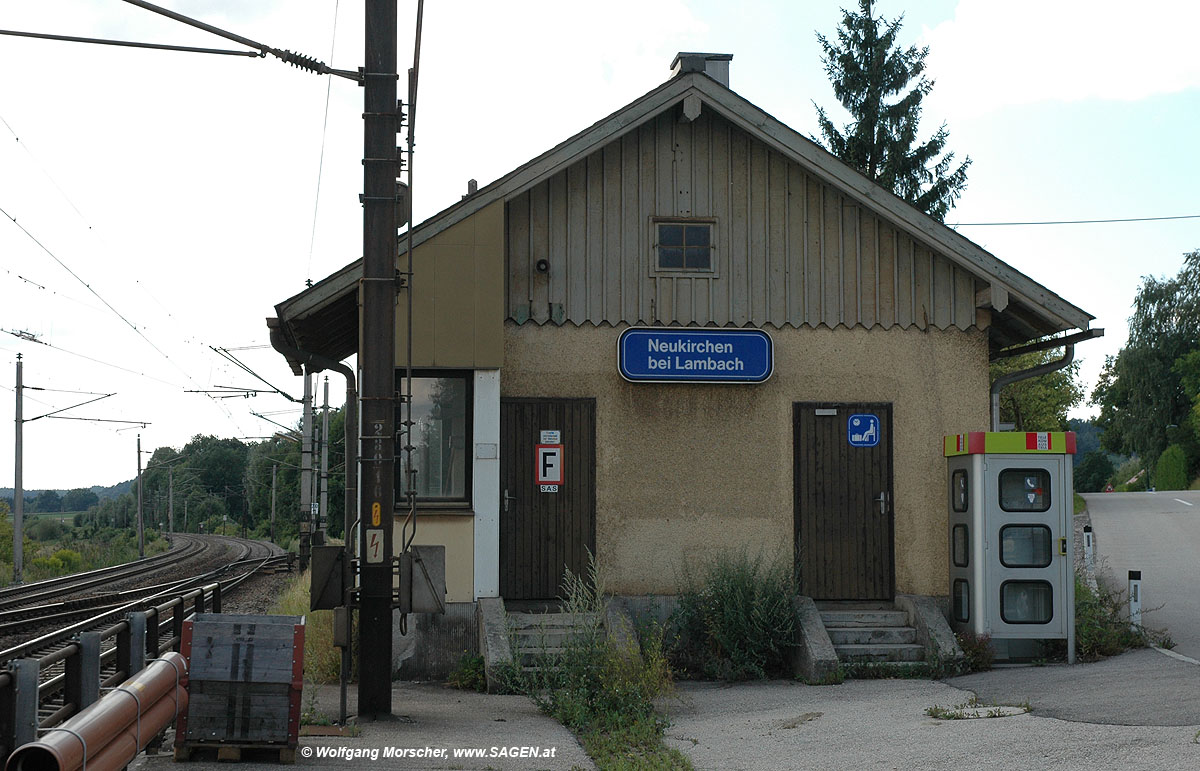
[953,579,969,622]
[1000,580,1053,624]
[999,469,1051,512]
[951,469,968,512]
[952,525,969,567]
[1000,525,1053,568]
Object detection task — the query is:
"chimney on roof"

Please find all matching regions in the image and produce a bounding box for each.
[670,52,733,87]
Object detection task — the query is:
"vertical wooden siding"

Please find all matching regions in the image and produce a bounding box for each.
[507,108,979,332]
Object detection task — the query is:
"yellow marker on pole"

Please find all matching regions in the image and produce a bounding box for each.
[371,502,381,527]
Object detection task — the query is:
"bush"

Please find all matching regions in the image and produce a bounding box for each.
[512,558,687,769]
[671,549,797,680]
[446,652,487,693]
[1154,445,1188,491]
[1111,456,1146,491]
[1074,574,1153,660]
[522,562,672,733]
[955,631,994,672]
[26,518,66,541]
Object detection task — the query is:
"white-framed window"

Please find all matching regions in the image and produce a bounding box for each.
[395,371,472,506]
[651,219,716,273]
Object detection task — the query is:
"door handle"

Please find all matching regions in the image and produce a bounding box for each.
[875,492,888,515]
[503,488,517,513]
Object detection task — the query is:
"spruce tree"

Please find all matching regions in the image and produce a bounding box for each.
[815,0,970,221]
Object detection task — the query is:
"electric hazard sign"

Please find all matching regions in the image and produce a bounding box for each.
[536,443,564,492]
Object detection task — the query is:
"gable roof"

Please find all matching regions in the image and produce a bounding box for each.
[272,68,1092,369]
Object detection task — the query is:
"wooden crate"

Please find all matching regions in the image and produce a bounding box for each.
[175,614,304,762]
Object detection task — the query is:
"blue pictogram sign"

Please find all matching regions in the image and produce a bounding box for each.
[617,327,773,383]
[848,414,880,447]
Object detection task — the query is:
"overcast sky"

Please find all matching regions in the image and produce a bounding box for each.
[2,1,1197,491]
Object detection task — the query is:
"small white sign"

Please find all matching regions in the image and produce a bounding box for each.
[536,444,564,485]
[540,484,559,493]
[365,529,385,563]
[540,430,560,444]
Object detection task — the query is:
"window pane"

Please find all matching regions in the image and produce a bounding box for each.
[684,246,711,270]
[684,224,710,247]
[658,224,684,246]
[398,377,468,501]
[1001,581,1053,624]
[951,469,968,512]
[658,247,684,268]
[953,524,969,568]
[999,469,1051,512]
[1001,525,1053,568]
[953,579,969,622]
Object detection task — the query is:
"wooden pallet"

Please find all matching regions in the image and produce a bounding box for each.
[174,742,297,764]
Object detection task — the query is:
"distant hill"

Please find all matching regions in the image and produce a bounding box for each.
[1,480,133,502]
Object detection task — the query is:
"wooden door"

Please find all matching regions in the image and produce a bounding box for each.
[500,398,596,600]
[794,402,894,600]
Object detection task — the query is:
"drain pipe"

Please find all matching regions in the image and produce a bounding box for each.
[990,344,1075,431]
[267,319,357,726]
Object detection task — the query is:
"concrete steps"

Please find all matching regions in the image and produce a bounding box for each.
[507,611,601,668]
[820,606,926,664]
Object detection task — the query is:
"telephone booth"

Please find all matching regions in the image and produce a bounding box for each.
[945,431,1076,663]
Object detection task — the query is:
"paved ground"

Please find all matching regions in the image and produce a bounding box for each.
[132,652,1199,771]
[1084,490,1200,660]
[129,495,1200,769]
[663,671,1200,771]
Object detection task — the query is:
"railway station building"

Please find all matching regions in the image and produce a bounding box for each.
[268,53,1093,673]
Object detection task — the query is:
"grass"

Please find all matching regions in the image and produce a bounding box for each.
[1074,573,1169,660]
[1073,492,1087,514]
[671,549,797,680]
[446,652,487,693]
[511,556,689,771]
[271,570,354,683]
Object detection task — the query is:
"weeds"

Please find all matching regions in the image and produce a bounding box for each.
[955,631,994,672]
[671,549,797,680]
[446,652,487,693]
[271,571,356,683]
[1074,574,1156,660]
[926,696,1030,720]
[512,556,688,770]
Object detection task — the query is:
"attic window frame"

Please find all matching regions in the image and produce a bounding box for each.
[649,217,718,277]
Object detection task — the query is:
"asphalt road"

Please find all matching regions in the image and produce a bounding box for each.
[1083,489,1200,661]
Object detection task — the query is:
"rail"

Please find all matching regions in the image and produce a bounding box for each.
[0,548,294,763]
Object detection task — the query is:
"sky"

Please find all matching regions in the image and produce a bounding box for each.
[1,0,1197,491]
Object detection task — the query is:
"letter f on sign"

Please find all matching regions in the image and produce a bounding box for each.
[535,444,564,485]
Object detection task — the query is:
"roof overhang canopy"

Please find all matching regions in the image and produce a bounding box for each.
[269,70,1093,367]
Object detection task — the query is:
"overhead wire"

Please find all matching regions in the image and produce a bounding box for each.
[306,0,342,284]
[0,201,242,429]
[952,213,1200,227]
[0,112,93,229]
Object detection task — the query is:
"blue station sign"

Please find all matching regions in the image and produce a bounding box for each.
[617,327,773,383]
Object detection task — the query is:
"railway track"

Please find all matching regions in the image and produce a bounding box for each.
[0,534,294,761]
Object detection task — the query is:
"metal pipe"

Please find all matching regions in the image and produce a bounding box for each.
[989,344,1075,431]
[7,652,187,771]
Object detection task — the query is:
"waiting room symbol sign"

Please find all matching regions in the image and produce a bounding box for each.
[848,414,880,447]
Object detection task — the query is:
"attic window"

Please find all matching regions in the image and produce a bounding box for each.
[654,220,714,271]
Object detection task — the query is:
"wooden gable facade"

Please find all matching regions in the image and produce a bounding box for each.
[506,104,979,333]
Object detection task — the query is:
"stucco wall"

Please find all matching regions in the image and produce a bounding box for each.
[501,322,989,597]
[394,515,474,603]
